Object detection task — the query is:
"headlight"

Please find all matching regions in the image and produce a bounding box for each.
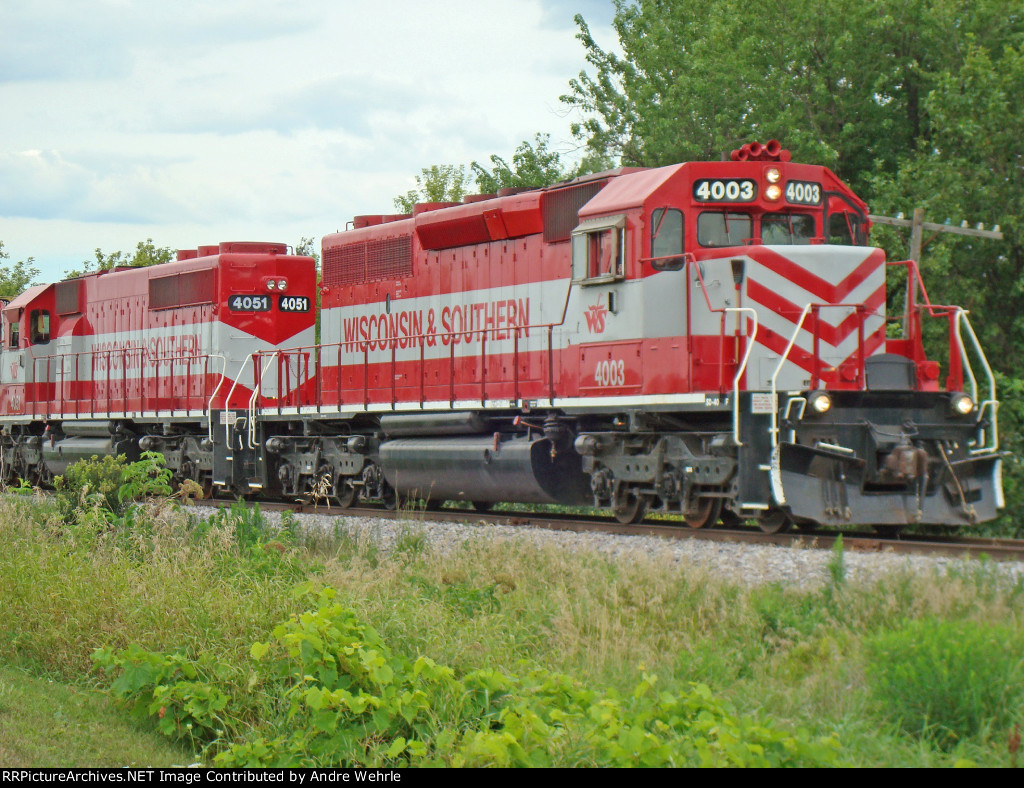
[765,184,782,201]
[807,391,832,415]
[951,392,975,416]
[266,280,277,291]
[765,167,781,184]
[277,279,288,292]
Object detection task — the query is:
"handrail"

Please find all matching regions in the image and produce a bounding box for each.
[247,320,560,412]
[247,354,276,448]
[768,301,875,448]
[223,353,255,445]
[769,304,813,449]
[955,310,999,454]
[687,259,758,445]
[25,344,222,420]
[204,354,228,442]
[727,308,758,445]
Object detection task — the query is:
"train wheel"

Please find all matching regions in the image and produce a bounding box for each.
[684,497,723,529]
[718,509,742,529]
[471,501,494,512]
[758,510,793,534]
[612,490,649,525]
[334,481,357,509]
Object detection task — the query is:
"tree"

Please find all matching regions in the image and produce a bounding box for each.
[0,241,41,300]
[65,238,175,279]
[295,237,320,266]
[393,165,472,213]
[561,0,1020,195]
[471,134,575,193]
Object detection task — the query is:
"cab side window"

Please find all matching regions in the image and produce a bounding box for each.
[9,319,19,348]
[827,212,867,245]
[572,214,627,284]
[651,208,684,265]
[29,310,50,344]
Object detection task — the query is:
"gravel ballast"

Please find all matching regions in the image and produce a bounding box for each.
[253,508,1024,590]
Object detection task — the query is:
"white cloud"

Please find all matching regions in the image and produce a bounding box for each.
[0,0,620,283]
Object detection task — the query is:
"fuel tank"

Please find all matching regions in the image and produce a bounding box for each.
[379,434,590,505]
[42,437,115,476]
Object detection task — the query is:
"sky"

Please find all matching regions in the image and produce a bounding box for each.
[0,0,618,282]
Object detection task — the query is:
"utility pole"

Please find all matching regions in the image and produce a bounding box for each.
[868,209,1004,336]
[869,208,1004,260]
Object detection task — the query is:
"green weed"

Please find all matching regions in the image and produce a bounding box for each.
[866,618,1024,747]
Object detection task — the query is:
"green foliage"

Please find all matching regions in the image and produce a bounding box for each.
[397,134,610,220]
[92,645,235,750]
[827,535,846,589]
[564,0,1019,190]
[64,238,175,279]
[471,134,575,193]
[393,165,471,213]
[867,618,1024,747]
[190,500,309,580]
[294,236,319,265]
[0,241,41,300]
[409,575,500,618]
[54,452,172,528]
[92,584,842,768]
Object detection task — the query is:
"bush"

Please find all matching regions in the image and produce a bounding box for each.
[867,618,1024,747]
[54,452,172,527]
[93,584,843,768]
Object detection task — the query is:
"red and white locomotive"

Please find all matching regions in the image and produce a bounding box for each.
[0,143,1004,531]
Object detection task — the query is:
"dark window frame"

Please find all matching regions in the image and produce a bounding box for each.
[572,214,627,285]
[29,309,50,344]
[824,192,869,245]
[761,212,818,245]
[697,210,753,248]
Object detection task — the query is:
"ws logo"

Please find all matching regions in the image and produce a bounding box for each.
[584,298,609,334]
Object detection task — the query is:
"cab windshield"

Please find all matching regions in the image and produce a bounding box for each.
[762,213,816,245]
[697,211,752,247]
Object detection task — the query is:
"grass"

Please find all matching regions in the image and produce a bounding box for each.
[0,665,193,767]
[1,491,1023,766]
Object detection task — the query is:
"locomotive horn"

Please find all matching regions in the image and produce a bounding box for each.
[764,139,782,159]
[747,141,764,159]
[735,145,750,161]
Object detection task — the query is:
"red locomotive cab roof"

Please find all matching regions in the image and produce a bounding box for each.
[577,164,684,220]
[2,284,50,315]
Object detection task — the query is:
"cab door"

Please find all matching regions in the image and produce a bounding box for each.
[570,214,644,397]
[0,304,25,415]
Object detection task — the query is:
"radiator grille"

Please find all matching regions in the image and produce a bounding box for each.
[149,269,215,310]
[542,181,607,243]
[56,279,82,315]
[324,236,413,285]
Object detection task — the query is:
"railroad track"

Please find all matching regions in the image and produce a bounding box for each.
[189,498,1024,564]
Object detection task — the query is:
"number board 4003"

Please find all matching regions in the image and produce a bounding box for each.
[693,179,757,203]
[785,181,822,205]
